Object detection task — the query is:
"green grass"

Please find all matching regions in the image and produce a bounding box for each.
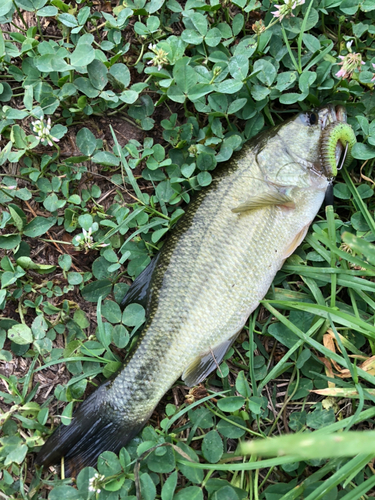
[1,0,375,498]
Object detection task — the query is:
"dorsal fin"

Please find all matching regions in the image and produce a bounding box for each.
[182,334,238,387]
[121,253,160,313]
[232,191,295,214]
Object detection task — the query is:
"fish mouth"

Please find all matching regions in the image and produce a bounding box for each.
[319,104,347,130]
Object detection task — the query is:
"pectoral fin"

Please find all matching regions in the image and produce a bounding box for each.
[232,191,295,214]
[182,335,237,387]
[282,223,310,259]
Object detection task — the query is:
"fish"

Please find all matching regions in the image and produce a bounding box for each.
[35,105,356,476]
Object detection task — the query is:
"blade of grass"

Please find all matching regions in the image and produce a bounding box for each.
[257,317,325,392]
[249,311,258,396]
[97,206,145,246]
[313,387,375,399]
[119,218,168,253]
[34,356,111,372]
[281,25,300,73]
[313,225,375,273]
[315,407,375,434]
[342,166,375,237]
[301,276,326,305]
[205,403,264,438]
[110,125,147,204]
[265,300,375,338]
[354,289,375,312]
[21,354,38,402]
[180,437,375,472]
[239,433,375,461]
[282,264,375,277]
[342,231,375,266]
[303,454,373,500]
[281,268,375,294]
[278,458,343,500]
[326,205,337,308]
[177,408,375,471]
[305,233,331,263]
[329,318,365,432]
[339,474,375,499]
[336,274,375,294]
[297,0,314,72]
[304,41,334,72]
[163,390,229,434]
[96,296,117,361]
[262,302,375,386]
[325,330,365,356]
[177,454,322,472]
[64,368,102,387]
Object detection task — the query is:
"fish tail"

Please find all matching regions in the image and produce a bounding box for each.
[35,384,145,477]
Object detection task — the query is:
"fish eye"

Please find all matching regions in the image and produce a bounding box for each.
[308,112,319,126]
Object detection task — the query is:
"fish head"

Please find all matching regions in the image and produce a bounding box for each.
[256,105,350,188]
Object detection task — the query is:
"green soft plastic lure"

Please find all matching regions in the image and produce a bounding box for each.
[320,121,357,177]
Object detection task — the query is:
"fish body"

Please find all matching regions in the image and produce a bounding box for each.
[36,106,355,475]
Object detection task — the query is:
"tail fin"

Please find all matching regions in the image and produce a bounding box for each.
[35,384,145,477]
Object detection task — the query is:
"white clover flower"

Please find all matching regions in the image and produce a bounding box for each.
[88,473,105,493]
[73,226,109,252]
[31,118,59,147]
[147,43,169,71]
[81,228,94,248]
[335,41,365,80]
[272,0,305,21]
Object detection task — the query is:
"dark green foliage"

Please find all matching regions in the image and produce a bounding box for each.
[1,0,375,498]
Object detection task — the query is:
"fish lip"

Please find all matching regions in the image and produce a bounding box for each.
[320,105,347,130]
[335,105,347,122]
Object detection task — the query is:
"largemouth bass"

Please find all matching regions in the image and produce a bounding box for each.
[36,106,356,476]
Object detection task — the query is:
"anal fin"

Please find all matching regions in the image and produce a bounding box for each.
[282,223,311,259]
[182,334,238,387]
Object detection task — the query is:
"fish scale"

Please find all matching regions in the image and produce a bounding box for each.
[101,140,328,426]
[36,106,355,476]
